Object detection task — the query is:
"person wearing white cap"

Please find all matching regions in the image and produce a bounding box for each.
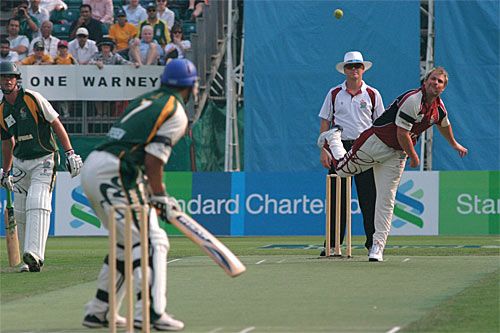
[68,27,98,64]
[321,66,468,262]
[318,51,384,257]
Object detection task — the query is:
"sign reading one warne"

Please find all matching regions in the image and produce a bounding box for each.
[1,65,163,101]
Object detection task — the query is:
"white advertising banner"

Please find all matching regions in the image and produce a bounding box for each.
[1,65,163,101]
[389,171,439,236]
[55,172,107,236]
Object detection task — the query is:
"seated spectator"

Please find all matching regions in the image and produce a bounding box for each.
[137,2,170,48]
[108,9,137,57]
[12,1,40,41]
[6,18,30,60]
[69,4,104,42]
[187,0,207,21]
[68,27,98,64]
[123,0,147,26]
[53,40,76,64]
[19,40,53,64]
[40,0,67,13]
[89,37,138,68]
[0,38,19,63]
[157,0,174,30]
[53,40,75,118]
[28,20,60,58]
[29,0,50,37]
[129,25,163,65]
[83,0,114,26]
[164,23,190,61]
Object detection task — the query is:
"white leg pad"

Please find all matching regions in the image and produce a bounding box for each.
[14,192,27,253]
[85,254,126,317]
[25,183,52,260]
[135,210,170,318]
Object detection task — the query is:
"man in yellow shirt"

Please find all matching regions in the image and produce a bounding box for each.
[19,40,53,65]
[108,9,137,57]
[137,2,170,48]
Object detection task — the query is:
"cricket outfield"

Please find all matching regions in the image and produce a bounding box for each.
[1,236,499,333]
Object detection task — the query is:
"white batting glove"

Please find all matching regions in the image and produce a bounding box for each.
[150,194,180,221]
[65,150,83,178]
[0,168,13,191]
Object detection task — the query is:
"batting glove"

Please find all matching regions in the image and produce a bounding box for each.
[150,194,180,222]
[0,168,13,191]
[65,149,83,178]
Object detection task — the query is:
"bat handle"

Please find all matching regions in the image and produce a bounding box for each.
[6,189,13,208]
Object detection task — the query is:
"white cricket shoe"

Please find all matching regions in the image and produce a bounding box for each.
[19,263,29,272]
[135,313,184,331]
[368,242,384,262]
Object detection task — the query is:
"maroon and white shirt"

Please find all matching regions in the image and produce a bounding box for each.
[318,81,385,140]
[372,86,450,150]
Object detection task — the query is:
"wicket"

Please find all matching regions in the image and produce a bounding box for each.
[108,204,150,333]
[325,174,352,258]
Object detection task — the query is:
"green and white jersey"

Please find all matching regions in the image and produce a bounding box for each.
[0,88,59,160]
[98,86,188,179]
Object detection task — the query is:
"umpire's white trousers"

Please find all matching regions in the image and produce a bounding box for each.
[81,151,170,319]
[334,130,407,247]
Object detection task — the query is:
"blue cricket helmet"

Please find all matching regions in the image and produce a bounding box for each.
[161,59,198,87]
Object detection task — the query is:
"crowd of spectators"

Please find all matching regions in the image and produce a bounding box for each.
[0,0,204,119]
[0,0,202,66]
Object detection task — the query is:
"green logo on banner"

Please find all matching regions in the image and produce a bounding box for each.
[439,171,500,235]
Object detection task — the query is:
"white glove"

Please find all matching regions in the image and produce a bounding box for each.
[317,131,329,149]
[150,194,180,221]
[0,168,13,191]
[65,150,83,178]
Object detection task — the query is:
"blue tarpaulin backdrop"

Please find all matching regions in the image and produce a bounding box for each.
[434,0,500,170]
[244,0,420,171]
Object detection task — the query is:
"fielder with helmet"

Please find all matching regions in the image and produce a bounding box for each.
[81,59,198,331]
[0,61,83,272]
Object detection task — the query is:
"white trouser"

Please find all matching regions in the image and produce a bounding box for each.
[81,151,170,319]
[12,153,55,261]
[332,131,407,247]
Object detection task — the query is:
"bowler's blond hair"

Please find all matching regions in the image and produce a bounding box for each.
[425,67,449,87]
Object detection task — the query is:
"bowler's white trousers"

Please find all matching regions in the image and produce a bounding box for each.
[332,130,407,247]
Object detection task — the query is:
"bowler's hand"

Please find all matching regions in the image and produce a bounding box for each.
[453,143,468,158]
[409,155,420,168]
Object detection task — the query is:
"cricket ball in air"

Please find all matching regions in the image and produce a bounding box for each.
[334,9,343,19]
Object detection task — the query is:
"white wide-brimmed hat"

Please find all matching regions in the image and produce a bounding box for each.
[336,51,372,74]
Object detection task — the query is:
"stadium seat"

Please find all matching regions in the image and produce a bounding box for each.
[53,23,71,40]
[182,22,196,36]
[64,8,81,22]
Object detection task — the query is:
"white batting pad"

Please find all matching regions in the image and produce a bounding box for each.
[25,183,52,260]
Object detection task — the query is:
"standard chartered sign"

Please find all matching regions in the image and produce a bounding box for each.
[177,194,361,216]
[456,194,500,215]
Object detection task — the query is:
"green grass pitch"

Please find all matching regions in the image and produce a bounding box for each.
[1,236,499,332]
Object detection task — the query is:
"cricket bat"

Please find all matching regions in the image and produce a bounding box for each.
[4,190,21,267]
[168,211,246,277]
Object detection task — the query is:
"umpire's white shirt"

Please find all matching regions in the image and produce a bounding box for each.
[318,81,385,140]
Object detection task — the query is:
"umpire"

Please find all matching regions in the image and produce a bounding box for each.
[317,51,384,255]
